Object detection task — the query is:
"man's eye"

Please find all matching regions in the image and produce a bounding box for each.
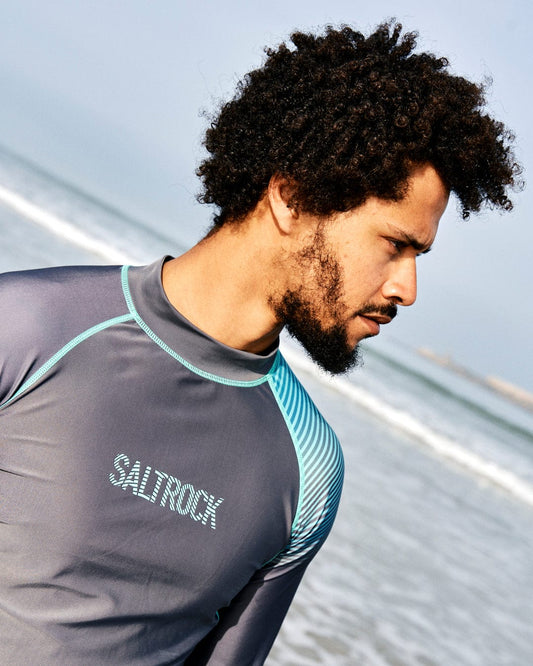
[388,238,404,252]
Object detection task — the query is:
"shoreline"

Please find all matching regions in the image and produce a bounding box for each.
[417,346,533,413]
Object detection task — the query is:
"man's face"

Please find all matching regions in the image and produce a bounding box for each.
[273,164,449,374]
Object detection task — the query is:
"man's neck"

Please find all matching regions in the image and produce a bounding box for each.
[162,208,284,354]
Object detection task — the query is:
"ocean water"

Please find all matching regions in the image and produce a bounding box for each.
[1,145,532,665]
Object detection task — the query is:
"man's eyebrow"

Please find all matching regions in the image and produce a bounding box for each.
[387,225,433,254]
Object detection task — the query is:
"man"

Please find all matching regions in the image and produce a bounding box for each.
[0,22,518,665]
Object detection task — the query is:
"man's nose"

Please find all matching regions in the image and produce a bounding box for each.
[382,258,417,306]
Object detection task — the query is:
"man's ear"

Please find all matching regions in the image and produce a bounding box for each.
[267,174,299,234]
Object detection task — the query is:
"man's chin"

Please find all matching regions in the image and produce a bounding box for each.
[274,290,361,374]
[299,339,361,375]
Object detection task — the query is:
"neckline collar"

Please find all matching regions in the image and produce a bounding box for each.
[125,257,279,382]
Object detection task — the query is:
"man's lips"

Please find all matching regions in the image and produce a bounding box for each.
[357,313,393,336]
[361,314,393,325]
[351,303,397,337]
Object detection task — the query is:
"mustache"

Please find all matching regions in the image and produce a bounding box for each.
[355,302,398,321]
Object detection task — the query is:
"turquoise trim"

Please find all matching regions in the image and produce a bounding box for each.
[267,355,344,568]
[259,362,307,571]
[267,369,306,539]
[120,264,275,387]
[0,314,133,410]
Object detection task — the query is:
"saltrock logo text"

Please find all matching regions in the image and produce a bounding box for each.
[109,453,224,529]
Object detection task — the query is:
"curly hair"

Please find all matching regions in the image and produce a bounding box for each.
[197,22,521,226]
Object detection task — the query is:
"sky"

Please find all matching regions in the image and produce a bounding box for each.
[0,0,531,390]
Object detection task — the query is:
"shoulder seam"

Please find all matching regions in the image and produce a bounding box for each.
[0,313,133,410]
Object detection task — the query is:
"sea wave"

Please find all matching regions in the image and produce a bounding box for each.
[0,183,138,264]
[282,345,533,508]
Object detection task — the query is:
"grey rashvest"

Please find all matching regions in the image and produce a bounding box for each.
[0,257,344,665]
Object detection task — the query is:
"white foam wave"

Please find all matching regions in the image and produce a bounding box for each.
[281,345,533,508]
[0,184,141,265]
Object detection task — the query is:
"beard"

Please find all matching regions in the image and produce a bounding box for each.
[275,290,359,374]
[272,225,397,375]
[275,292,397,375]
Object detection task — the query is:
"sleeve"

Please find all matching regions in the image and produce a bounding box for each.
[188,358,344,665]
[187,455,342,665]
[185,562,308,666]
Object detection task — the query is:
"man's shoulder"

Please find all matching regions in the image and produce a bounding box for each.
[265,352,344,570]
[268,352,344,501]
[0,263,122,300]
[269,352,341,448]
[0,264,129,404]
[0,263,125,326]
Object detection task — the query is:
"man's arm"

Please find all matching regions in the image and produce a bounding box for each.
[185,562,307,666]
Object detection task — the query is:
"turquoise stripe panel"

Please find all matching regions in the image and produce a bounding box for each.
[120,265,274,388]
[0,314,134,410]
[268,355,344,568]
